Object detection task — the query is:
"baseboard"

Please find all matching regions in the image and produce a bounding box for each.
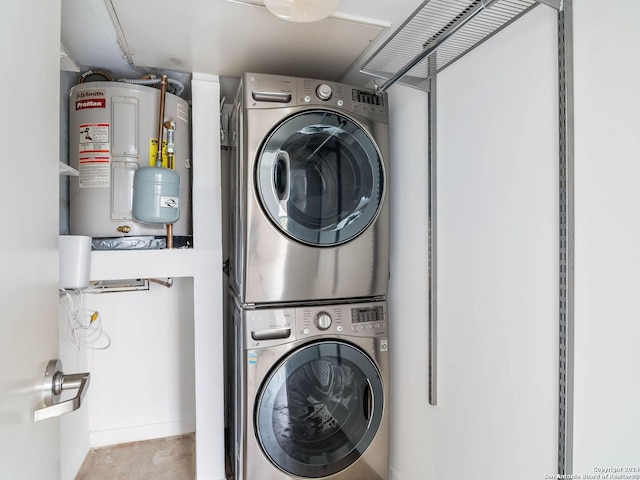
[389,464,406,480]
[61,442,90,480]
[89,417,196,448]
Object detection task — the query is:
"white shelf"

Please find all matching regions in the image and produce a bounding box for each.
[90,248,199,281]
[360,0,541,92]
[60,161,79,176]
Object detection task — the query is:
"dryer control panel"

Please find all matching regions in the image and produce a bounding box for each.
[242,72,388,123]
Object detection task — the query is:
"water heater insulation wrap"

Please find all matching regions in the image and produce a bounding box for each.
[69,81,191,238]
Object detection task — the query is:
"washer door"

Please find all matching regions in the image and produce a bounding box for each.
[255,341,384,478]
[256,110,385,246]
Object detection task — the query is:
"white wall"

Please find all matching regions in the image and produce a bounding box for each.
[572,0,640,471]
[387,5,559,479]
[387,84,431,479]
[80,279,195,447]
[58,279,195,475]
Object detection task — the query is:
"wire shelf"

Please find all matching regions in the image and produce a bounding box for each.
[361,0,539,91]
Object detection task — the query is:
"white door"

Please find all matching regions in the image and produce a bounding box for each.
[0,1,63,478]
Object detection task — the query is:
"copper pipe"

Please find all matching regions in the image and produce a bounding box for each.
[155,75,174,249]
[167,223,174,249]
[155,75,168,167]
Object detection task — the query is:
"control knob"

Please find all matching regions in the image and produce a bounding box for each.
[316,83,332,101]
[315,311,332,330]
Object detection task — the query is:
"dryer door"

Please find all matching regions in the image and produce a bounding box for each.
[255,341,384,478]
[256,110,384,246]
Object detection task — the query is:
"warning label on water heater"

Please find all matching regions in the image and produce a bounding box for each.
[79,123,110,154]
[78,156,110,188]
[78,123,110,188]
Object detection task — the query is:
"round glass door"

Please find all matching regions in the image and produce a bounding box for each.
[256,110,385,246]
[255,341,384,478]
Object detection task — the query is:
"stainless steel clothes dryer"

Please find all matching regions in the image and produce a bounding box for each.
[229,73,390,305]
[232,299,390,480]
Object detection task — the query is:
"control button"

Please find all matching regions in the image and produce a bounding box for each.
[336,325,343,332]
[304,95,311,103]
[315,311,332,330]
[337,99,344,107]
[303,328,310,335]
[316,84,332,101]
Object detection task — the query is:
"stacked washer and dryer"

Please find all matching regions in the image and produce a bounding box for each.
[228,73,391,480]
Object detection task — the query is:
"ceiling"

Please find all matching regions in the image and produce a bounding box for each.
[61,0,425,95]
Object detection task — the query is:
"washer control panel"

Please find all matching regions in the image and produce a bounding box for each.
[243,301,388,349]
[296,301,387,338]
[315,311,333,330]
[350,305,385,334]
[316,83,333,101]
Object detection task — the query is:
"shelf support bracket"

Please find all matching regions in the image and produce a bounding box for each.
[557,0,574,474]
[534,0,563,10]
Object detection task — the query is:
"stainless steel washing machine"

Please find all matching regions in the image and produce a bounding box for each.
[232,299,390,480]
[229,73,390,305]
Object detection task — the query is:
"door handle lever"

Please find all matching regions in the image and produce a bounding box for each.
[34,359,90,422]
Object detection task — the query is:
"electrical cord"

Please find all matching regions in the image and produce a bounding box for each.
[59,289,112,350]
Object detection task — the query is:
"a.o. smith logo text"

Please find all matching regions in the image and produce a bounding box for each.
[77,90,105,98]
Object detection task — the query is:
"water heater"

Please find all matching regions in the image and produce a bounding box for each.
[69,81,191,240]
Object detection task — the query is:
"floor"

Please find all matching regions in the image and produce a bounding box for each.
[75,434,195,480]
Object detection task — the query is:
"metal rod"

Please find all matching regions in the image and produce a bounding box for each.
[557,0,574,473]
[375,0,493,96]
[147,277,174,288]
[427,72,438,406]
